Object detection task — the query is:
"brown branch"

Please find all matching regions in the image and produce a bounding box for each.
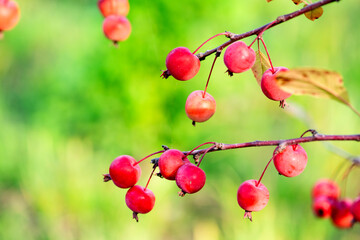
[196,0,340,60]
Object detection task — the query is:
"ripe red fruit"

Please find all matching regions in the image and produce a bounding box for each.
[158,149,190,180]
[109,155,141,188]
[0,0,20,32]
[98,0,129,17]
[312,179,340,200]
[175,163,206,194]
[223,41,256,74]
[165,47,200,81]
[260,67,292,101]
[273,144,308,177]
[312,196,334,218]
[185,90,216,123]
[331,199,354,229]
[237,179,269,213]
[103,15,131,42]
[351,196,360,222]
[125,185,155,221]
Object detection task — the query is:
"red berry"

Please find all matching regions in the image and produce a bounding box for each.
[158,149,190,180]
[175,163,206,194]
[0,0,20,32]
[260,67,292,101]
[165,47,200,81]
[312,196,334,218]
[98,0,129,17]
[311,179,340,200]
[351,196,360,222]
[103,15,131,42]
[185,90,216,123]
[223,41,256,74]
[273,144,308,177]
[237,179,269,212]
[109,155,141,188]
[331,199,354,229]
[125,185,155,214]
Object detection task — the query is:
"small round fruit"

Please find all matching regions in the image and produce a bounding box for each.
[125,185,155,214]
[223,41,256,74]
[351,196,360,222]
[312,196,334,218]
[165,47,200,81]
[273,144,308,177]
[331,199,354,229]
[158,149,189,180]
[237,179,269,212]
[312,179,340,200]
[103,15,131,42]
[261,67,292,101]
[109,155,141,188]
[175,163,206,194]
[0,0,20,31]
[185,90,216,123]
[98,0,129,17]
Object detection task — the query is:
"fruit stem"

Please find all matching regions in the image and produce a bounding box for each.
[203,52,220,98]
[144,164,158,190]
[249,20,277,48]
[256,155,275,187]
[193,32,228,55]
[134,150,165,166]
[0,31,3,40]
[183,142,216,160]
[259,37,275,73]
[197,145,216,167]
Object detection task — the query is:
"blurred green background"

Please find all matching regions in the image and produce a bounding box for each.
[0,0,359,239]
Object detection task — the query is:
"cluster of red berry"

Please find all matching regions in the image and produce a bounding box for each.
[311,179,360,229]
[97,0,131,45]
[0,0,20,38]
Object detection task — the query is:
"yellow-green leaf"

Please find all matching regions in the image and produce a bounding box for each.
[304,6,324,21]
[251,50,271,86]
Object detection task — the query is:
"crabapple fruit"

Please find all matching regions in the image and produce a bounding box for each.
[109,155,141,188]
[165,47,200,81]
[0,0,20,32]
[311,179,340,200]
[273,144,308,177]
[260,67,292,101]
[223,41,256,74]
[125,185,155,221]
[185,90,216,123]
[175,163,206,194]
[351,196,360,222]
[158,149,190,180]
[237,179,269,213]
[312,196,334,218]
[331,199,354,229]
[98,0,129,17]
[103,15,131,42]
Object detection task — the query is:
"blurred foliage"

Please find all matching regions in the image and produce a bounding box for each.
[0,0,359,239]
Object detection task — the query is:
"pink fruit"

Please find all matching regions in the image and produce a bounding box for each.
[0,0,20,31]
[237,179,269,212]
[351,196,360,222]
[109,155,141,188]
[103,15,131,42]
[312,196,334,218]
[223,41,256,74]
[312,179,340,200]
[185,90,216,123]
[331,199,354,229]
[98,0,129,17]
[165,47,200,81]
[175,163,206,194]
[158,149,189,180]
[260,67,292,101]
[125,185,155,215]
[273,144,308,177]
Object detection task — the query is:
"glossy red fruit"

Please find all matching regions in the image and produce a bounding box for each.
[175,163,206,194]
[158,149,189,180]
[185,90,216,123]
[331,199,354,229]
[312,179,340,200]
[312,196,334,218]
[103,15,131,42]
[0,0,20,31]
[165,47,200,81]
[237,179,269,212]
[109,155,141,188]
[125,185,155,214]
[351,196,360,222]
[273,144,308,177]
[223,41,256,74]
[98,0,129,17]
[260,67,292,101]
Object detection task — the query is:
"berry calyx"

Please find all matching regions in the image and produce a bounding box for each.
[125,185,155,222]
[103,15,131,43]
[311,179,340,200]
[273,144,308,177]
[165,47,200,81]
[109,155,141,188]
[331,199,355,229]
[312,196,334,218]
[175,163,206,195]
[260,67,292,101]
[351,196,360,222]
[223,41,256,74]
[0,0,20,32]
[158,149,189,180]
[98,0,130,17]
[185,90,216,124]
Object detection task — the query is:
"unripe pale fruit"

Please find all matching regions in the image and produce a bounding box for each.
[261,67,292,101]
[109,155,141,188]
[185,90,216,123]
[158,149,190,180]
[331,199,354,229]
[103,15,131,42]
[165,47,200,81]
[312,196,334,218]
[273,144,308,177]
[237,179,269,212]
[98,0,129,17]
[175,163,206,194]
[125,185,155,214]
[312,179,340,200]
[0,0,20,31]
[223,41,256,73]
[351,196,360,222]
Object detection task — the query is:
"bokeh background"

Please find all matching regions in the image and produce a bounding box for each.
[0,0,359,239]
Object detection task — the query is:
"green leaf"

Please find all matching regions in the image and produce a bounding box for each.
[304,6,324,21]
[251,50,271,86]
